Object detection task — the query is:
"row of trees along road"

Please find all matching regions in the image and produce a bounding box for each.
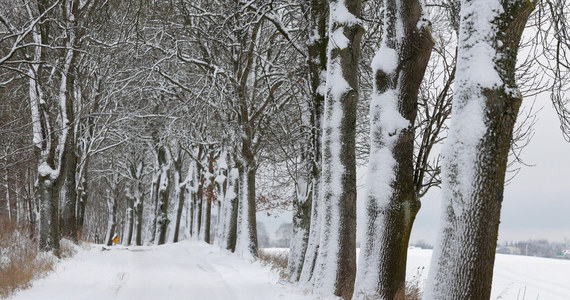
[0,0,569,299]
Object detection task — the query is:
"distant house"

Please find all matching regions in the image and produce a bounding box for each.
[556,250,570,259]
[496,246,522,255]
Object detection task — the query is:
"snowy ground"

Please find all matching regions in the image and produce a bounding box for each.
[405,248,570,300]
[10,241,311,300]
[10,242,570,300]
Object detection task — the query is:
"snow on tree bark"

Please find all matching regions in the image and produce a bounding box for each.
[288,179,312,282]
[424,1,534,299]
[60,149,78,243]
[203,150,216,244]
[214,151,228,248]
[234,165,258,258]
[354,0,433,298]
[123,194,134,246]
[222,167,239,252]
[307,0,363,298]
[171,151,190,243]
[155,144,170,245]
[292,0,328,284]
[104,187,117,247]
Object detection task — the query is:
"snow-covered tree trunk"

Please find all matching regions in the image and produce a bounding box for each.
[234,164,258,258]
[187,162,197,239]
[189,154,204,240]
[171,151,189,243]
[57,0,83,245]
[104,188,117,246]
[203,150,216,244]
[288,179,312,282]
[3,163,11,223]
[134,182,143,246]
[222,167,239,251]
[308,0,363,298]
[154,144,170,245]
[37,169,60,254]
[60,150,78,243]
[292,0,328,284]
[29,3,77,254]
[214,152,227,247]
[424,1,534,299]
[123,192,134,246]
[353,0,433,298]
[76,154,89,236]
[147,162,159,244]
[195,150,204,239]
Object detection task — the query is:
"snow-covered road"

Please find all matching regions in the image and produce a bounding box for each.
[10,241,312,300]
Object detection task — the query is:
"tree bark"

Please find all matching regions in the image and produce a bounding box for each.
[60,149,78,243]
[310,1,363,298]
[288,180,312,282]
[38,175,60,255]
[425,1,534,299]
[294,0,327,284]
[171,154,186,243]
[354,0,433,298]
[134,188,143,246]
[224,167,239,252]
[104,188,117,247]
[155,145,170,245]
[204,150,216,244]
[123,192,134,246]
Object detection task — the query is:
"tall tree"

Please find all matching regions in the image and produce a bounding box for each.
[291,0,328,283]
[354,0,433,298]
[425,0,535,298]
[307,0,363,298]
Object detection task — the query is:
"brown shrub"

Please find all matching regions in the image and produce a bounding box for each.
[0,217,56,299]
[258,249,289,280]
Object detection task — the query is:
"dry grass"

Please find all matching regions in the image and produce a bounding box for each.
[258,249,289,280]
[257,249,424,300]
[0,217,56,299]
[396,266,424,300]
[59,238,79,259]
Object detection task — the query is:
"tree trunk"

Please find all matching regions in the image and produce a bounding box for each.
[224,167,239,252]
[38,173,60,256]
[147,168,159,244]
[196,165,203,239]
[189,188,195,237]
[123,193,134,246]
[354,0,433,298]
[425,1,534,299]
[234,165,258,258]
[171,150,188,243]
[214,155,227,247]
[104,189,117,247]
[3,164,11,223]
[172,169,185,243]
[76,162,88,237]
[204,150,216,244]
[60,149,78,243]
[288,179,312,282]
[309,1,363,298]
[155,145,170,245]
[295,0,327,284]
[134,189,143,246]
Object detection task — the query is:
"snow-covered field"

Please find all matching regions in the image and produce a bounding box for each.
[406,248,570,300]
[9,241,311,300]
[9,242,570,300]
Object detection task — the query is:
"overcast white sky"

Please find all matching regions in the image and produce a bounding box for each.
[406,15,570,245]
[411,97,570,245]
[260,96,570,245]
